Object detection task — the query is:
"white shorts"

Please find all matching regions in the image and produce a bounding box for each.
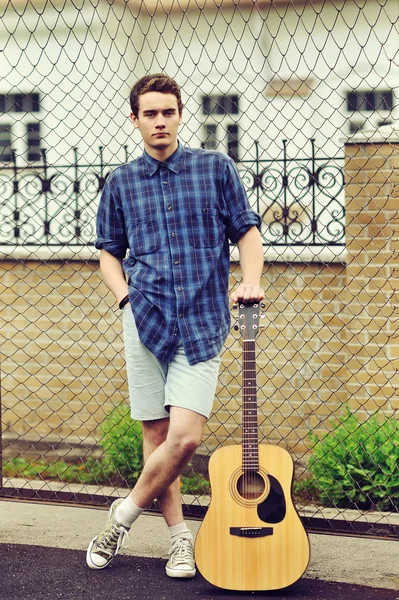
[122,305,221,421]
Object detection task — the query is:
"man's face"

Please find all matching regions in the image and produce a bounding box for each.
[131,92,182,158]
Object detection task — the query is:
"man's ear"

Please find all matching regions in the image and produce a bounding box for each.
[130,112,139,129]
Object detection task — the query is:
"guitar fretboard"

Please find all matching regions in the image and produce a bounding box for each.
[242,339,259,471]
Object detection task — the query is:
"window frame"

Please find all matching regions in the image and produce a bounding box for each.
[201,93,240,160]
[0,92,42,164]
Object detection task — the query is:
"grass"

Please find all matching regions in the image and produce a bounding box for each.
[3,456,210,495]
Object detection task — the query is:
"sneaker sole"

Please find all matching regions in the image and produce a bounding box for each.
[165,566,196,578]
[86,537,115,570]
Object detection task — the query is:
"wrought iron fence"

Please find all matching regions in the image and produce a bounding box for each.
[239,139,345,247]
[0,140,345,248]
[0,0,398,542]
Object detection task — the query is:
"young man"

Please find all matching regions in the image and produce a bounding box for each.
[87,74,264,577]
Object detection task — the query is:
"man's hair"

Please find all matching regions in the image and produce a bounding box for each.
[129,73,183,117]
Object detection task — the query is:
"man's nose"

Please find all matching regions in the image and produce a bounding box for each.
[155,114,166,127]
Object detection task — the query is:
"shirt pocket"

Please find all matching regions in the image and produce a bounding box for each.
[127,217,161,255]
[187,208,223,248]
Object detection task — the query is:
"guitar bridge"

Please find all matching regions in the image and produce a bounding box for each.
[230,527,273,538]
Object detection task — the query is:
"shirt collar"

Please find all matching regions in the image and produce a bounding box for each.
[142,142,185,176]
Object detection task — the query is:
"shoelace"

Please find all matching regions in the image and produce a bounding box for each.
[168,538,194,564]
[97,523,129,556]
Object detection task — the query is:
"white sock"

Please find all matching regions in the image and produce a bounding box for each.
[168,522,192,543]
[115,496,144,528]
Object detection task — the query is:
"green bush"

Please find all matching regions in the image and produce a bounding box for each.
[99,403,144,487]
[302,407,399,511]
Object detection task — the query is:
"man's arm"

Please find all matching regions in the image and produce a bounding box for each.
[99,249,129,306]
[230,226,264,303]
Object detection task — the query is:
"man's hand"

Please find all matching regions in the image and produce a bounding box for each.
[99,249,129,305]
[230,283,265,304]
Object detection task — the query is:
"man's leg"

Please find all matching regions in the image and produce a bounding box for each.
[141,417,183,526]
[87,310,219,573]
[129,407,206,509]
[132,408,205,577]
[140,416,197,577]
[86,407,206,572]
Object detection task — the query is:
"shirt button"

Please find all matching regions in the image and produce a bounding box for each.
[178,287,182,291]
[171,232,175,237]
[164,180,168,184]
[179,313,183,318]
[167,205,172,210]
[174,260,179,264]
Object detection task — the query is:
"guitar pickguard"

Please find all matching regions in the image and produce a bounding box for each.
[257,475,286,524]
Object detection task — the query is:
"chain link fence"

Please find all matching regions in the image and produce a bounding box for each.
[0,0,398,538]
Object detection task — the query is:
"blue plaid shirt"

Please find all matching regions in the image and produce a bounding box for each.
[95,143,260,365]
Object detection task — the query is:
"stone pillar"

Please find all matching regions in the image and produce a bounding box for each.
[344,125,399,414]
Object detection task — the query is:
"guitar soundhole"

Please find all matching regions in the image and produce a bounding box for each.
[236,471,265,500]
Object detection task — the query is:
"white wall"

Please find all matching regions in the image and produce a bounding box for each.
[0,0,144,166]
[1,0,396,166]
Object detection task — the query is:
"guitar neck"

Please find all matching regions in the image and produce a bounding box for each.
[242,339,259,472]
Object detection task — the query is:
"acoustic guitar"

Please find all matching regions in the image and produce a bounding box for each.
[195,302,310,591]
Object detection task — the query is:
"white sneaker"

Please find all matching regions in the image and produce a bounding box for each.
[165,536,196,578]
[86,499,129,570]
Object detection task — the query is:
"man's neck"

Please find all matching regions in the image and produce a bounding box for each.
[144,141,179,162]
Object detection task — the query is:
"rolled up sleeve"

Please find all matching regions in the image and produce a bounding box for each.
[222,159,261,244]
[95,175,128,260]
[227,208,261,244]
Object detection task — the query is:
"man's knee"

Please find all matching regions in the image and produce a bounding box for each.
[142,418,169,457]
[167,433,201,461]
[167,407,206,461]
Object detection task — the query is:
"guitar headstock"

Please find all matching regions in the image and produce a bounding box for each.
[236,302,261,341]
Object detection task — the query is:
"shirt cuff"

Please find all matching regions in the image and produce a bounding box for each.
[95,238,127,260]
[228,210,261,244]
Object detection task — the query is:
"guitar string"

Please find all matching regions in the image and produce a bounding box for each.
[241,306,267,500]
[243,340,260,498]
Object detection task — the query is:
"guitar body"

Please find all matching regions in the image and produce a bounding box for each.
[195,443,310,591]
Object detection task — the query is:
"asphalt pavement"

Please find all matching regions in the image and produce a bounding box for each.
[0,499,398,600]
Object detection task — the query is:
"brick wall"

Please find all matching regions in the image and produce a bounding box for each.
[1,131,398,466]
[0,260,125,459]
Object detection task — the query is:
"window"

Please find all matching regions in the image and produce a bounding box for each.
[27,122,41,161]
[346,89,393,135]
[0,124,12,162]
[346,90,393,112]
[0,93,40,113]
[203,123,218,150]
[201,94,240,160]
[377,119,392,128]
[227,124,239,162]
[0,92,42,163]
[203,94,239,115]
[348,120,365,135]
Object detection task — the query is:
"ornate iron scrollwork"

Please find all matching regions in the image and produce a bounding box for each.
[238,140,345,247]
[0,141,344,247]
